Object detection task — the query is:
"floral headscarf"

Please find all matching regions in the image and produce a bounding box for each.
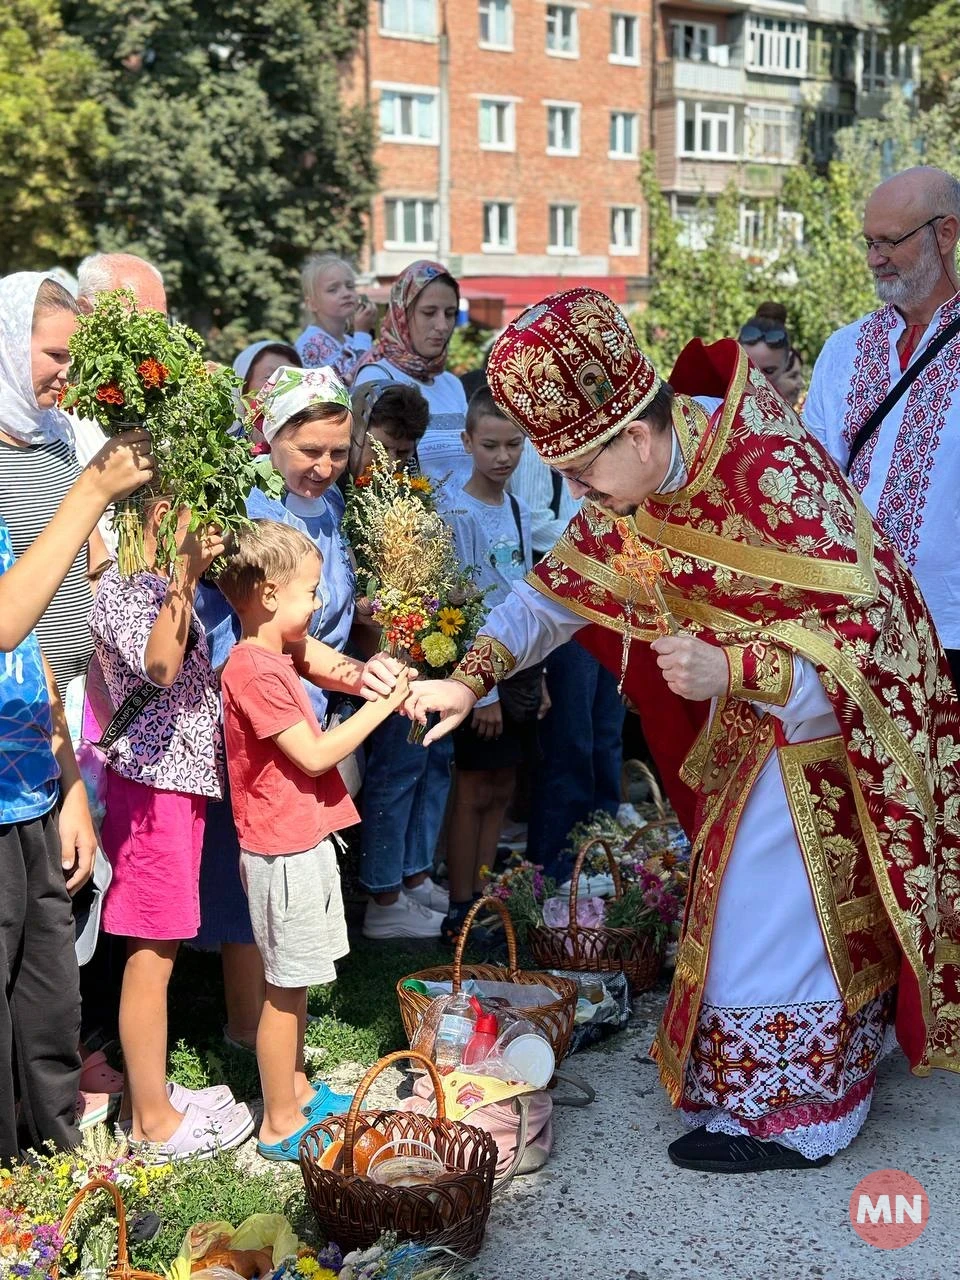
[254,365,351,445]
[359,259,459,382]
[0,271,74,446]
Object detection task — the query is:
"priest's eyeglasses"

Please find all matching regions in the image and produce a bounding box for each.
[561,432,621,486]
[862,215,945,254]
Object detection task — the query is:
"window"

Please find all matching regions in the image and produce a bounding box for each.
[546,4,578,56]
[809,108,853,164]
[384,198,438,248]
[479,0,512,49]
[670,21,718,62]
[379,88,438,144]
[379,0,435,37]
[478,98,515,150]
[483,201,515,251]
[548,203,578,253]
[737,205,804,254]
[546,103,580,154]
[745,18,807,76]
[861,33,913,92]
[610,14,639,64]
[674,197,714,250]
[610,206,640,254]
[678,100,738,158]
[744,105,800,164]
[609,111,639,158]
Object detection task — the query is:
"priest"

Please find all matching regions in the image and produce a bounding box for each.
[406,287,960,1173]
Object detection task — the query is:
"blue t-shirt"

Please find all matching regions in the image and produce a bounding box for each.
[0,518,59,823]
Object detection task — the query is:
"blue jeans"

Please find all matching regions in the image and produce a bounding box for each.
[527,641,625,879]
[359,713,453,894]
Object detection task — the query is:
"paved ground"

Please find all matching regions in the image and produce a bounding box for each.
[475,989,960,1280]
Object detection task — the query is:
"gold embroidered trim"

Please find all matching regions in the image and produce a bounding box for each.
[725,643,793,707]
[671,351,747,500]
[935,940,960,966]
[632,494,878,601]
[451,634,517,699]
[451,671,488,699]
[844,957,900,1015]
[837,894,888,932]
[526,573,665,641]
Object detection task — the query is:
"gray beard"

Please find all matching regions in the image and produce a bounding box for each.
[874,253,943,309]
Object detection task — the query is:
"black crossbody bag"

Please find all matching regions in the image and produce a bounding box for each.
[845,316,960,475]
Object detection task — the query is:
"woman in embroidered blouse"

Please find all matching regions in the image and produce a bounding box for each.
[354,260,468,484]
[294,254,378,386]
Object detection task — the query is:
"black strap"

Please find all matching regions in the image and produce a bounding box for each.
[507,492,526,566]
[549,469,563,520]
[95,631,198,751]
[846,315,960,474]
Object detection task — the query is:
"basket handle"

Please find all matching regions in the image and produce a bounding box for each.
[342,1050,446,1175]
[452,896,519,988]
[568,836,623,939]
[53,1177,128,1280]
[622,759,667,819]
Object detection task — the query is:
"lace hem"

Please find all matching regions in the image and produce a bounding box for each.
[680,1091,875,1161]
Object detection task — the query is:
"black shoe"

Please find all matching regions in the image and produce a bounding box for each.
[667,1125,833,1173]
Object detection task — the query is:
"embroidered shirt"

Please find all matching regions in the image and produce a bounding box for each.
[354,359,469,484]
[805,294,960,647]
[88,565,223,798]
[0,518,58,822]
[294,325,373,386]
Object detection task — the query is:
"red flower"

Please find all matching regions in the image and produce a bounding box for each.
[95,381,125,406]
[136,358,169,389]
[56,384,71,406]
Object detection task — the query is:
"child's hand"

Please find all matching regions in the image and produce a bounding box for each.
[86,429,156,503]
[359,652,416,700]
[59,785,98,894]
[386,670,412,711]
[354,296,378,335]
[175,508,227,575]
[471,701,503,740]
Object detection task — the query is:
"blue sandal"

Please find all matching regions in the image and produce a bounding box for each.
[256,1116,320,1163]
[302,1081,353,1120]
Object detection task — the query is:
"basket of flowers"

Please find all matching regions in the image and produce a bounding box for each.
[299,1051,499,1258]
[396,897,578,1063]
[52,1177,164,1280]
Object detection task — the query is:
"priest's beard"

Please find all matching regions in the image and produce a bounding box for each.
[585,489,638,515]
[874,251,943,309]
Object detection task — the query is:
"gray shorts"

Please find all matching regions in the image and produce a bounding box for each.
[239,836,349,988]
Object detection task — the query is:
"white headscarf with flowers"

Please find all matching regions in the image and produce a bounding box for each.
[0,271,74,446]
[255,365,351,446]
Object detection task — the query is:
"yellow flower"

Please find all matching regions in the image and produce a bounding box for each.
[437,606,465,637]
[422,631,458,667]
[297,1259,320,1277]
[410,475,433,493]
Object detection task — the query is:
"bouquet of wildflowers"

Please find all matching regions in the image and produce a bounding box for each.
[0,1210,63,1278]
[344,444,487,738]
[59,289,280,575]
[276,1233,472,1280]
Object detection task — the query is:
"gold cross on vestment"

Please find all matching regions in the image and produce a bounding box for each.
[612,520,679,636]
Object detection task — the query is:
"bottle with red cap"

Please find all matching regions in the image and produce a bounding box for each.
[461,1007,500,1067]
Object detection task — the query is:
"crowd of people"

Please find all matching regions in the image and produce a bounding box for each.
[2,162,960,1180]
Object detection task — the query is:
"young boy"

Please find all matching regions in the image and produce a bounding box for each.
[216,519,409,1161]
[438,386,546,944]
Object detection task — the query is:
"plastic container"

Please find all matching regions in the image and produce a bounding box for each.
[480,1018,557,1088]
[461,1011,499,1066]
[433,993,478,1070]
[367,1138,446,1188]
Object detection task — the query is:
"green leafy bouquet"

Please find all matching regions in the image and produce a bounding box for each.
[60,289,281,574]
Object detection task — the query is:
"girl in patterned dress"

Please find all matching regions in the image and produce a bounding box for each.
[294,253,378,386]
[89,500,254,1160]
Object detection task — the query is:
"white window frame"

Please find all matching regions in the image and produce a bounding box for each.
[860,32,912,92]
[482,200,516,253]
[546,4,578,58]
[384,197,439,250]
[479,0,513,50]
[478,97,516,151]
[378,0,436,40]
[548,203,578,254]
[609,110,639,159]
[610,13,640,65]
[737,204,804,254]
[377,83,439,145]
[744,104,800,164]
[610,205,640,255]
[745,17,808,77]
[677,99,738,159]
[670,21,718,62]
[545,101,580,156]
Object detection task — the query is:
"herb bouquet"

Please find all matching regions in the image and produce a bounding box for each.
[343,443,487,741]
[60,289,280,575]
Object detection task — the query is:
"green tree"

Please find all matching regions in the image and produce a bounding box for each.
[881,0,960,105]
[0,0,109,272]
[61,0,376,356]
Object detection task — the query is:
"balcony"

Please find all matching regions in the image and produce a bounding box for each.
[656,59,747,101]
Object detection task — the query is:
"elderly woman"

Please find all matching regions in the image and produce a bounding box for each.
[354,260,467,484]
[195,367,401,1048]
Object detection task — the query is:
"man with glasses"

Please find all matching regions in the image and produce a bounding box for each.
[805,165,960,691]
[406,285,960,1175]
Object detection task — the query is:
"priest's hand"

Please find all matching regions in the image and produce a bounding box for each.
[651,634,728,701]
[404,679,477,745]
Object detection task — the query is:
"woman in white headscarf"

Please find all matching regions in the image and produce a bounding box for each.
[0,272,105,690]
[230,340,301,448]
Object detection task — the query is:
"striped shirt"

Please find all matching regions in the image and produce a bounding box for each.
[0,436,94,690]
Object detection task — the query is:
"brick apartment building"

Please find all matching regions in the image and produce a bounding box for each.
[346,0,915,320]
[346,0,651,321]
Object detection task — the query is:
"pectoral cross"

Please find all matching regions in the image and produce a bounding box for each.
[612,520,679,637]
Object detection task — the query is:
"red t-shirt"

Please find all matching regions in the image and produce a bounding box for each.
[220,642,358,856]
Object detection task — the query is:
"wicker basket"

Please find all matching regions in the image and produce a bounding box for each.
[396,896,578,1063]
[300,1050,498,1257]
[53,1177,164,1280]
[528,836,664,993]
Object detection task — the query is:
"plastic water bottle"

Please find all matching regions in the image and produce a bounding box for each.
[433,993,477,1070]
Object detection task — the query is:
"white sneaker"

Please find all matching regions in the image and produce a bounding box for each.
[362,892,445,940]
[405,876,450,914]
